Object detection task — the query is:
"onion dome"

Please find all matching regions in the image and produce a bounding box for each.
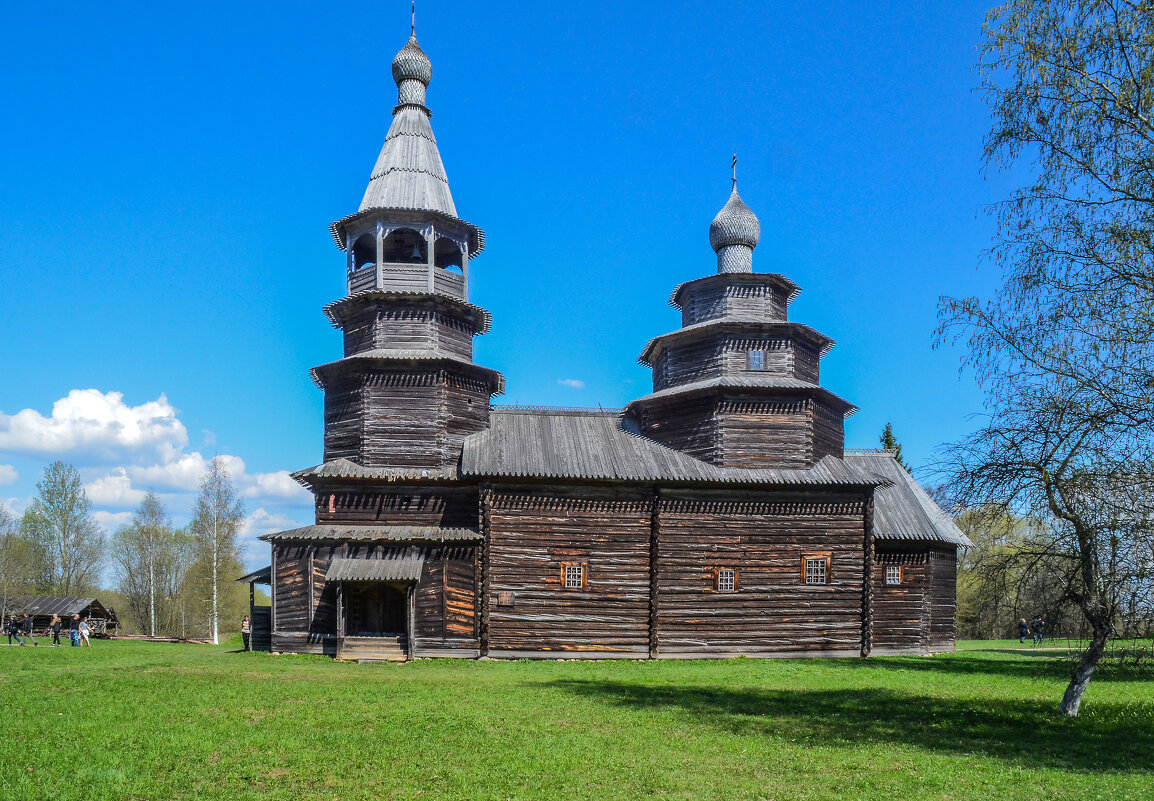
[708,186,760,274]
[392,35,433,86]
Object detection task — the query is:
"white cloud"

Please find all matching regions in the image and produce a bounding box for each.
[0,464,16,486]
[86,468,149,508]
[240,507,307,544]
[0,390,187,463]
[93,510,132,530]
[241,470,311,503]
[557,378,585,389]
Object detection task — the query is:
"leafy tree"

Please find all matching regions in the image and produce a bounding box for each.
[0,506,36,620]
[879,423,911,472]
[189,457,245,644]
[939,0,1154,716]
[19,461,104,595]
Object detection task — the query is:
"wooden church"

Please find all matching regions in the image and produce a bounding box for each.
[249,28,970,661]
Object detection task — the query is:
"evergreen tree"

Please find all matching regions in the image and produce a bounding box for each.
[878,422,911,472]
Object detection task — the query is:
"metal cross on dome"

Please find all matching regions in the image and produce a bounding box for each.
[731,153,737,187]
[411,1,416,35]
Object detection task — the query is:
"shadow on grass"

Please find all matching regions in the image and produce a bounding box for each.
[848,651,1154,683]
[546,679,1153,774]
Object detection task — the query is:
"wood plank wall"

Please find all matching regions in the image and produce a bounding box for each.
[639,396,721,464]
[928,547,957,650]
[316,485,478,528]
[655,493,866,656]
[717,399,813,469]
[486,489,652,656]
[680,282,789,326]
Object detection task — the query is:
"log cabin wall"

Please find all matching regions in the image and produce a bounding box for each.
[439,374,495,461]
[638,396,721,464]
[653,335,724,390]
[716,398,814,469]
[811,400,846,461]
[412,545,479,655]
[341,303,477,360]
[654,492,867,657]
[362,371,449,468]
[928,546,958,652]
[486,487,652,657]
[322,375,364,463]
[870,546,932,653]
[678,280,789,326]
[272,542,337,655]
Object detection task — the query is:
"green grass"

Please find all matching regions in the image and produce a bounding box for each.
[1,639,1152,800]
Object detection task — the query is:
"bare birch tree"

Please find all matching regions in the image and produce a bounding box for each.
[189,457,244,644]
[111,491,175,637]
[939,0,1154,715]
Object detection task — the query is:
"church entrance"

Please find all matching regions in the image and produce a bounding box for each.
[344,582,408,636]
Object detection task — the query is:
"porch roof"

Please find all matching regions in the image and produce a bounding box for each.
[327,554,425,582]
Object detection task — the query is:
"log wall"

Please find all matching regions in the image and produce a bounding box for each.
[655,492,866,656]
[871,548,931,652]
[341,304,476,360]
[486,488,652,656]
[716,398,813,469]
[679,281,789,326]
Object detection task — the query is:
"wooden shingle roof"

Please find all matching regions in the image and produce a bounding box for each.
[460,408,883,486]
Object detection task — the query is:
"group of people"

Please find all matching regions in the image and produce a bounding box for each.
[1018,617,1046,645]
[6,613,92,647]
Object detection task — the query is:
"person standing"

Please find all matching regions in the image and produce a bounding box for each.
[240,615,251,652]
[78,617,91,647]
[6,616,24,646]
[50,615,62,647]
[69,614,81,647]
[20,613,37,646]
[1032,617,1045,645]
[1018,618,1029,644]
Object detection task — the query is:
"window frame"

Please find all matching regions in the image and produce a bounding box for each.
[560,562,588,590]
[747,349,766,371]
[885,565,902,585]
[801,552,832,585]
[713,567,738,593]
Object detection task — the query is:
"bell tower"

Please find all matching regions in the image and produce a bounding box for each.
[314,31,504,471]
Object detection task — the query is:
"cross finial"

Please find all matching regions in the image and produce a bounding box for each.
[731,153,737,188]
[411,1,416,35]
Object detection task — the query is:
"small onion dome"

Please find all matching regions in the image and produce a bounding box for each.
[392,35,432,86]
[708,187,761,252]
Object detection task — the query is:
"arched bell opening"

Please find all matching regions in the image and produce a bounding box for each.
[434,237,464,273]
[383,228,428,264]
[351,233,376,271]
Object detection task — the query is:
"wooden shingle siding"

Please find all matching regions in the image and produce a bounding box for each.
[486,489,652,654]
[317,486,478,529]
[655,493,866,656]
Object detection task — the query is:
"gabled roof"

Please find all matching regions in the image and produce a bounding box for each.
[328,552,425,582]
[844,450,972,547]
[7,597,114,619]
[236,566,272,584]
[461,408,883,486]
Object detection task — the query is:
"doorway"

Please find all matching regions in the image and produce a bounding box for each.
[344,582,408,636]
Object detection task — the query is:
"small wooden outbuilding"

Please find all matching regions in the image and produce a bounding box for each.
[5,597,119,637]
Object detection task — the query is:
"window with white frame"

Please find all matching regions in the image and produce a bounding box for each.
[885,565,901,585]
[716,568,736,593]
[803,555,829,585]
[748,350,766,371]
[562,563,586,589]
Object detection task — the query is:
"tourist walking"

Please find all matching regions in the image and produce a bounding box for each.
[1018,618,1029,643]
[69,614,81,647]
[20,613,37,646]
[6,616,24,646]
[50,615,62,647]
[241,615,251,652]
[78,617,91,647]
[1031,617,1045,646]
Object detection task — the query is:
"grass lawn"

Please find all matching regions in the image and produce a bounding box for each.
[1,639,1151,800]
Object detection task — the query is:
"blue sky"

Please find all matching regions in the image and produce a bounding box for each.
[0,1,1013,571]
